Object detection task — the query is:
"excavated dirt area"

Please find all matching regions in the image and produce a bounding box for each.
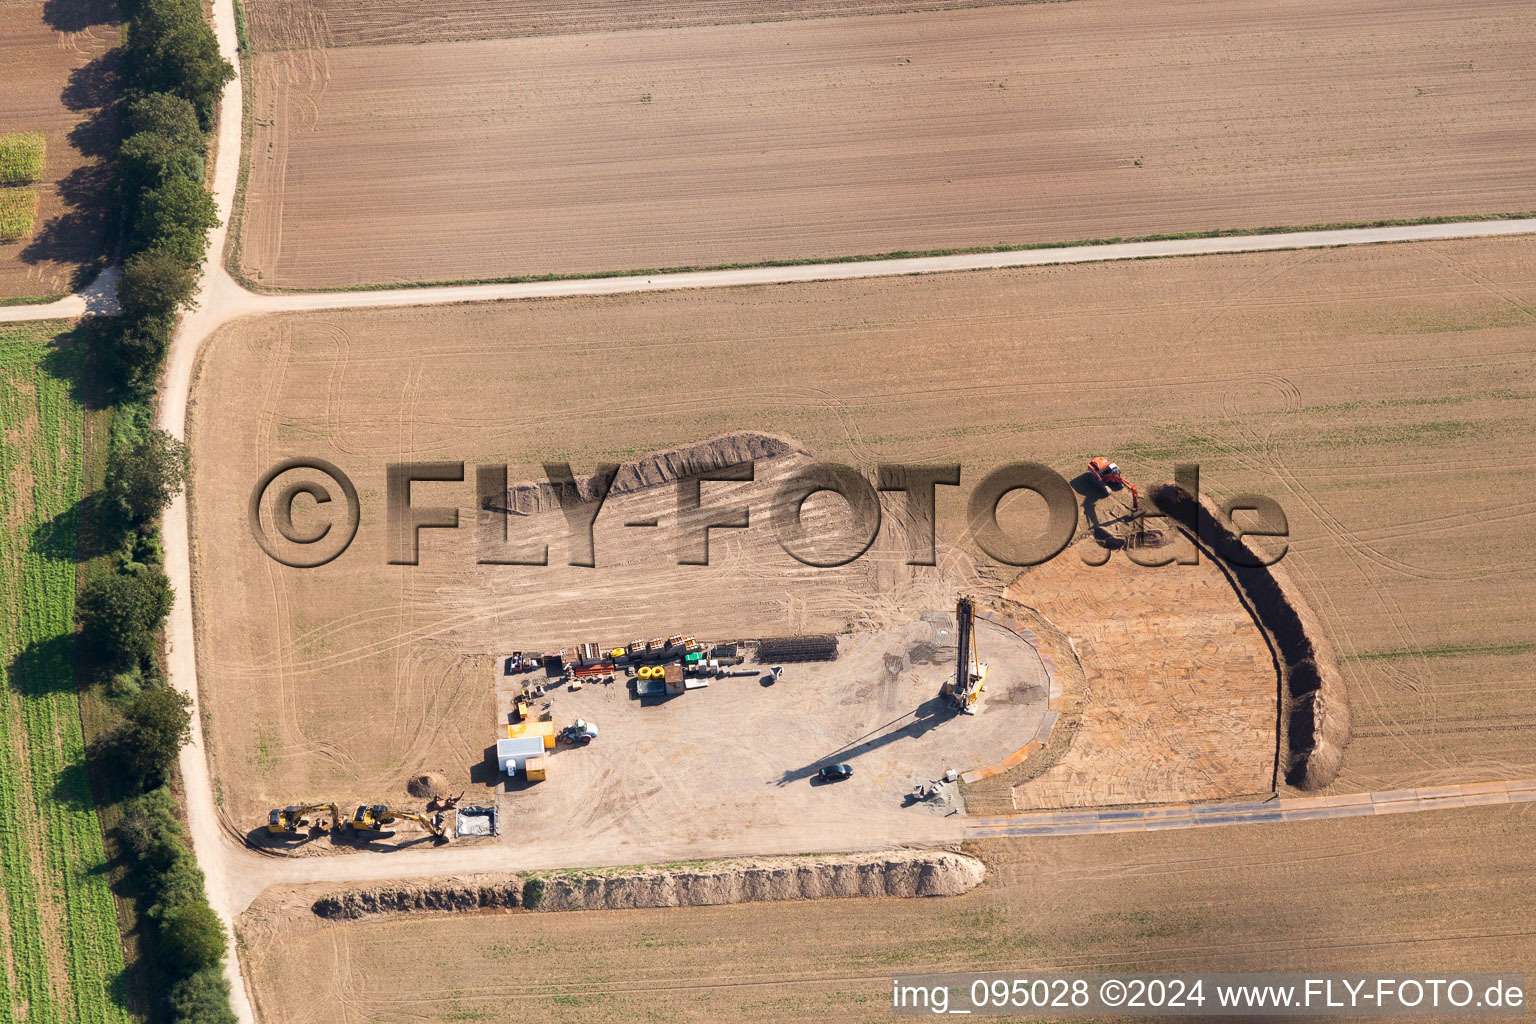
[238,807,1536,1024]
[237,0,1536,288]
[1003,500,1279,809]
[256,850,985,924]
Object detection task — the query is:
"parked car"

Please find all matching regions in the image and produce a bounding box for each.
[816,763,854,782]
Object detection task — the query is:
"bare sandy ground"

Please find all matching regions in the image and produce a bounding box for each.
[0,2,117,299]
[236,0,1536,288]
[190,235,1536,834]
[237,804,1536,1024]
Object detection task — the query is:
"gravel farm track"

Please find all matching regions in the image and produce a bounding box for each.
[2,1,1535,1021]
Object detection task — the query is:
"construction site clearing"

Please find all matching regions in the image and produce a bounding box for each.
[243,453,1289,859]
[255,603,1061,856]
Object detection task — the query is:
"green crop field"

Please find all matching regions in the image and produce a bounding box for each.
[0,321,128,1024]
[0,188,40,243]
[0,133,46,186]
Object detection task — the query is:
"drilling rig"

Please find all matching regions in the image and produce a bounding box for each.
[943,596,988,714]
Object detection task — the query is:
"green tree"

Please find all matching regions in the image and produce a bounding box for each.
[168,968,237,1024]
[107,428,190,526]
[104,314,175,398]
[117,786,183,857]
[76,565,175,669]
[114,686,193,788]
[118,131,204,199]
[122,92,204,150]
[122,0,235,129]
[121,247,199,322]
[127,176,219,264]
[155,899,227,976]
[150,852,208,910]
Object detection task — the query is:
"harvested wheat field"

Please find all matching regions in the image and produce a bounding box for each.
[236,805,1535,1023]
[247,0,1033,50]
[234,0,1536,289]
[0,0,117,299]
[189,234,1536,852]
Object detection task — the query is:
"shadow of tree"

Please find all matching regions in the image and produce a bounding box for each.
[8,633,79,698]
[50,757,100,814]
[40,312,115,412]
[20,161,116,286]
[42,0,119,34]
[19,50,119,289]
[33,492,125,563]
[62,49,120,116]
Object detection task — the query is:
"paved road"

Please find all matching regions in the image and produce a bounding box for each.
[966,780,1536,838]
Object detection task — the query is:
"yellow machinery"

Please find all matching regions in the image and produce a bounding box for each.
[345,804,451,843]
[507,719,556,748]
[266,802,339,836]
[943,596,989,714]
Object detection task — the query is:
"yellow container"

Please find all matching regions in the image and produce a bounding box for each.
[525,756,547,782]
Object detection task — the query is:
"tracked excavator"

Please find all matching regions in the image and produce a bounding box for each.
[942,596,989,714]
[344,804,451,843]
[1087,457,1139,510]
[266,802,340,836]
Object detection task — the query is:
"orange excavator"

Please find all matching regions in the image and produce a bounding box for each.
[1087,457,1139,510]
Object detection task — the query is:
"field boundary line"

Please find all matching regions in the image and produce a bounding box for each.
[10,221,1536,327]
[964,779,1536,838]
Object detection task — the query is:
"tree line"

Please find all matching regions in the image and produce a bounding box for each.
[75,0,236,1020]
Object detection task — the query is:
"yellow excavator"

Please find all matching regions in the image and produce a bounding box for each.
[344,804,450,843]
[942,596,989,714]
[266,802,340,836]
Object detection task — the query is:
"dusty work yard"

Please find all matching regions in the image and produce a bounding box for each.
[234,0,1536,289]
[0,0,117,299]
[188,234,1536,848]
[236,804,1535,1024]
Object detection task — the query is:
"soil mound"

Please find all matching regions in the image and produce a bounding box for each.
[490,432,804,515]
[1149,484,1351,789]
[310,850,983,920]
[405,772,449,799]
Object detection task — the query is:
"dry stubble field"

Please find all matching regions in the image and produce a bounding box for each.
[247,0,1041,49]
[237,806,1534,1023]
[0,0,117,299]
[189,234,1536,842]
[236,0,1536,288]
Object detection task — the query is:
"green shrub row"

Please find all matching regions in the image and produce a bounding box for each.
[105,0,232,399]
[77,406,229,1020]
[79,1,235,1018]
[116,790,235,1024]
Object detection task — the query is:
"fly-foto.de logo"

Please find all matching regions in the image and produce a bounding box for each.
[247,458,1289,571]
